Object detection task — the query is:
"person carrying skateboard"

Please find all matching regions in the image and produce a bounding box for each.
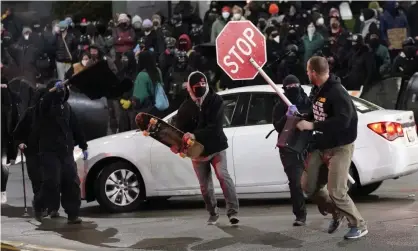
[173,71,239,225]
[296,56,368,239]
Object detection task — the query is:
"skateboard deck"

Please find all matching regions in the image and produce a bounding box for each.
[135,112,204,158]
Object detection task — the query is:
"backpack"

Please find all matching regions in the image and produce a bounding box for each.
[146,69,169,111]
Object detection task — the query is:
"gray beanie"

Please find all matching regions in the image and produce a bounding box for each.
[22,27,32,35]
[131,15,142,25]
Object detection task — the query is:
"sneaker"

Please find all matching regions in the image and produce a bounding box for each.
[1,191,7,204]
[49,210,60,218]
[32,201,43,223]
[67,217,82,224]
[328,216,344,234]
[344,227,368,239]
[293,218,306,226]
[229,215,239,225]
[207,214,219,225]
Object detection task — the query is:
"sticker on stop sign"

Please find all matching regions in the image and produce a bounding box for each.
[216,21,267,80]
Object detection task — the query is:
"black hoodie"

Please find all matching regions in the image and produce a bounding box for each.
[307,75,358,150]
[175,88,228,156]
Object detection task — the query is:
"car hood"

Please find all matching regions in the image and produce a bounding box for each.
[85,130,140,149]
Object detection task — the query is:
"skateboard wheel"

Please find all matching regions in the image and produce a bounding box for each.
[179,153,186,158]
[150,118,158,125]
[143,131,150,136]
[186,139,195,146]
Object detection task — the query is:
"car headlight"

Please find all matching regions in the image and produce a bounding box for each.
[73,148,83,161]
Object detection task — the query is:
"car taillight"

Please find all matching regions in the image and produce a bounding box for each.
[367,122,404,141]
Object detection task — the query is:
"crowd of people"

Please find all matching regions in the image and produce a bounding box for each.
[1,0,418,209]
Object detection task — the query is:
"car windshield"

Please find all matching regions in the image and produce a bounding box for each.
[351,96,382,113]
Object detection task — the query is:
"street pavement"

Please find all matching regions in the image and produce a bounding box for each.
[1,165,418,251]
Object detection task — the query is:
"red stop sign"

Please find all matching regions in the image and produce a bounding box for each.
[216,21,267,80]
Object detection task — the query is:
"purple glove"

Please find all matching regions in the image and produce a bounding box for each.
[286,105,298,116]
[83,150,88,160]
[55,81,64,90]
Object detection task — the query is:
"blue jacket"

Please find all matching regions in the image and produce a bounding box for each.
[380,10,409,44]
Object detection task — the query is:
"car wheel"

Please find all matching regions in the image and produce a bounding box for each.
[352,181,383,197]
[95,161,144,213]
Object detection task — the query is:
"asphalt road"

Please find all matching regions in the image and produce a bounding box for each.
[1,164,418,251]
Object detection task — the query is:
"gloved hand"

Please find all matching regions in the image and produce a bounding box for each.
[286,105,299,116]
[120,99,131,110]
[82,150,88,160]
[55,81,65,90]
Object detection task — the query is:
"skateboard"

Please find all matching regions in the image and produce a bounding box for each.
[135,112,204,158]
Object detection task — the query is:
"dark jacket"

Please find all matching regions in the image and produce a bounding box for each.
[9,36,41,83]
[343,45,376,90]
[307,75,358,150]
[176,90,228,156]
[55,33,77,63]
[272,88,311,134]
[36,89,87,154]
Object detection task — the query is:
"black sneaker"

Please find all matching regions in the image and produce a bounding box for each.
[293,218,306,226]
[32,201,43,223]
[67,217,82,224]
[229,215,239,225]
[317,204,328,216]
[328,216,344,234]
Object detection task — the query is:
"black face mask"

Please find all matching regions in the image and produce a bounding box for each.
[404,46,417,59]
[369,38,380,49]
[331,23,339,29]
[284,87,302,101]
[120,23,128,29]
[258,21,267,30]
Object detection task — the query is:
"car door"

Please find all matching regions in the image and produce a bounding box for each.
[150,93,243,192]
[233,92,289,193]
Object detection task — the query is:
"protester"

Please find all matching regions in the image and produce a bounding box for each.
[55,20,77,80]
[211,6,231,43]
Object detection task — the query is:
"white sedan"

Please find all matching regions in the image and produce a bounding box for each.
[74,85,418,213]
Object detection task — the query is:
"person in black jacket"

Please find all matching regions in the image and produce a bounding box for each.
[174,71,239,226]
[296,56,367,240]
[32,81,88,224]
[272,75,311,226]
[55,21,77,80]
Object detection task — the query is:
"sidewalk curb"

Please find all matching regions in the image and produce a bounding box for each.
[1,241,76,251]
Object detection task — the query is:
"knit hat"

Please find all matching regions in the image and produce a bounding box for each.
[118,13,130,24]
[222,6,231,13]
[363,8,375,21]
[131,15,142,25]
[232,5,243,14]
[283,75,300,88]
[269,3,279,15]
[64,17,73,26]
[152,14,161,22]
[368,1,380,10]
[142,19,152,28]
[22,26,32,35]
[329,8,340,18]
[58,20,68,30]
[187,71,209,99]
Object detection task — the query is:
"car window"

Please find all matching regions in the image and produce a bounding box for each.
[222,94,239,127]
[165,94,240,128]
[246,93,280,126]
[351,96,382,113]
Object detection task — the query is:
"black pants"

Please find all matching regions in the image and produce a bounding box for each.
[1,164,9,192]
[279,149,307,219]
[25,154,42,197]
[34,152,81,217]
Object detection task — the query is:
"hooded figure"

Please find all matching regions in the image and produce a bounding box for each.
[360,8,379,39]
[141,19,165,56]
[112,13,136,54]
[170,13,189,40]
[186,71,209,105]
[380,1,409,46]
[343,34,376,90]
[272,74,310,226]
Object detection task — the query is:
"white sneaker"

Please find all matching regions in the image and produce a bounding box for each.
[1,191,7,204]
